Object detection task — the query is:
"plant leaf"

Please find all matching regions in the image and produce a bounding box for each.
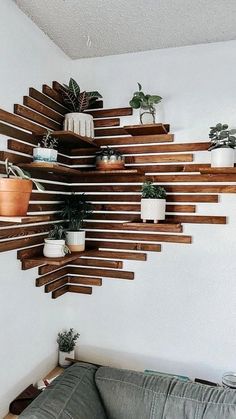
[137,82,142,91]
[69,78,80,96]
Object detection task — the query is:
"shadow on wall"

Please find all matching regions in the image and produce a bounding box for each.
[75,345,219,382]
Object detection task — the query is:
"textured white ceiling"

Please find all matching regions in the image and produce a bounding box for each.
[15,0,236,59]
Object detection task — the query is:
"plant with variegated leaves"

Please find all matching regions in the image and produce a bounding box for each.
[2,158,44,191]
[61,78,102,112]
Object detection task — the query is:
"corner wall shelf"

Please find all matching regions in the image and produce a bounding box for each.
[50,130,98,148]
[18,162,82,177]
[124,123,170,136]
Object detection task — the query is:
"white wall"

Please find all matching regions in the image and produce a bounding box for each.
[67,41,236,383]
[0,1,70,415]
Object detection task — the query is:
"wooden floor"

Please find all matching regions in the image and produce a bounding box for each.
[4,366,64,418]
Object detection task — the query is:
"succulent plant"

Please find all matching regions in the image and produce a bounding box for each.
[39,130,58,149]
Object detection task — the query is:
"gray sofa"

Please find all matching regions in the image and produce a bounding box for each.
[20,362,236,418]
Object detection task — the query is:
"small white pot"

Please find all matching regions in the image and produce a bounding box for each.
[141,198,166,223]
[33,147,57,163]
[211,148,235,167]
[43,239,66,258]
[58,349,75,367]
[66,230,85,252]
[64,113,94,138]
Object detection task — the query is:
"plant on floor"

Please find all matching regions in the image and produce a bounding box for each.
[208,123,236,150]
[95,147,124,170]
[129,82,162,124]
[57,328,80,352]
[61,194,92,252]
[61,78,102,113]
[141,181,166,199]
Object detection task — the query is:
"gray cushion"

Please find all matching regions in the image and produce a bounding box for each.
[95,366,236,419]
[19,362,107,419]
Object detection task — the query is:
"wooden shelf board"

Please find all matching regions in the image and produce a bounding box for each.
[51,130,97,148]
[0,215,52,224]
[199,167,236,174]
[124,123,170,136]
[19,162,82,176]
[75,169,138,175]
[23,251,88,267]
[123,221,182,232]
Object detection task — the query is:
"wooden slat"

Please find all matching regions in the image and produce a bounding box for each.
[147,174,236,183]
[95,127,127,137]
[23,96,64,124]
[85,107,133,118]
[82,250,147,261]
[199,167,236,174]
[0,223,54,240]
[51,131,96,148]
[89,203,196,213]
[71,174,145,183]
[84,221,183,232]
[82,193,218,203]
[0,215,53,224]
[166,215,227,224]
[45,276,68,292]
[0,121,34,143]
[94,134,174,147]
[112,142,209,155]
[0,150,31,164]
[74,184,236,193]
[8,139,33,155]
[86,231,191,244]
[23,251,88,268]
[68,276,102,286]
[124,123,170,136]
[129,163,210,173]
[69,266,134,280]
[0,234,47,253]
[42,84,69,107]
[14,104,61,131]
[29,87,67,115]
[17,245,43,260]
[52,285,68,299]
[125,154,194,164]
[86,240,161,252]
[72,258,123,269]
[19,162,82,177]
[0,108,45,134]
[67,285,93,294]
[94,118,120,128]
[36,267,69,286]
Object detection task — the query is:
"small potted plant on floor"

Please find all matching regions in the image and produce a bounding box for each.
[33,130,58,163]
[43,224,70,258]
[61,78,102,138]
[95,147,125,170]
[209,123,236,167]
[0,159,43,216]
[141,181,166,223]
[61,193,92,252]
[57,328,80,367]
[129,82,162,124]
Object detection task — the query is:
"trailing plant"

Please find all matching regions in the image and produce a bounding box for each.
[209,123,236,151]
[95,146,123,159]
[61,193,92,231]
[38,130,58,149]
[129,82,162,116]
[141,181,166,199]
[1,158,44,191]
[57,328,80,352]
[61,78,102,112]
[47,224,67,240]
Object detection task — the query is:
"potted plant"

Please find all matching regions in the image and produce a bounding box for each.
[95,147,125,170]
[141,181,166,223]
[33,130,58,163]
[43,224,70,258]
[61,194,92,252]
[61,78,102,138]
[0,159,43,216]
[57,328,80,367]
[209,123,236,167]
[129,82,162,124]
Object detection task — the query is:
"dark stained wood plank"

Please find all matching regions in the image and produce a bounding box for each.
[85,240,161,252]
[52,285,68,299]
[166,215,227,224]
[95,127,127,137]
[114,142,209,155]
[23,96,64,124]
[19,162,82,177]
[43,84,69,107]
[0,223,53,240]
[125,154,194,164]
[82,193,218,203]
[17,245,43,260]
[0,121,35,143]
[124,123,170,136]
[94,134,174,147]
[199,167,236,174]
[0,234,47,253]
[69,266,134,280]
[23,251,88,267]
[86,231,191,244]
[0,150,31,164]
[0,215,52,224]
[129,163,210,173]
[67,285,93,295]
[14,104,61,131]
[68,276,102,286]
[84,221,183,232]
[94,118,120,128]
[36,267,69,286]
[85,107,133,118]
[51,131,96,148]
[72,258,123,269]
[8,139,33,156]
[88,203,196,213]
[82,250,147,261]
[0,108,45,134]
[45,276,68,292]
[29,87,67,115]
[148,174,236,183]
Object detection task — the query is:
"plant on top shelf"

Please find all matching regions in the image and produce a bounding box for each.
[141,181,166,224]
[129,82,162,125]
[43,224,70,259]
[95,147,125,171]
[61,78,102,139]
[61,193,93,252]
[0,158,44,217]
[57,328,80,367]
[208,123,236,168]
[33,130,58,164]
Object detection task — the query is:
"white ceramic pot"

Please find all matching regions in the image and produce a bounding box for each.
[43,239,66,258]
[141,198,166,223]
[58,349,75,367]
[33,147,57,163]
[64,113,94,138]
[211,148,235,167]
[66,230,85,252]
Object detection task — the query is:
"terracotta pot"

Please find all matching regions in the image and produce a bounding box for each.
[0,178,32,216]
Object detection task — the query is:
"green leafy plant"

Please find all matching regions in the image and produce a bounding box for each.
[141,181,166,199]
[61,193,92,231]
[61,78,102,112]
[129,82,162,115]
[95,147,123,159]
[2,158,44,191]
[57,328,80,352]
[47,224,67,240]
[39,130,58,149]
[209,123,236,151]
